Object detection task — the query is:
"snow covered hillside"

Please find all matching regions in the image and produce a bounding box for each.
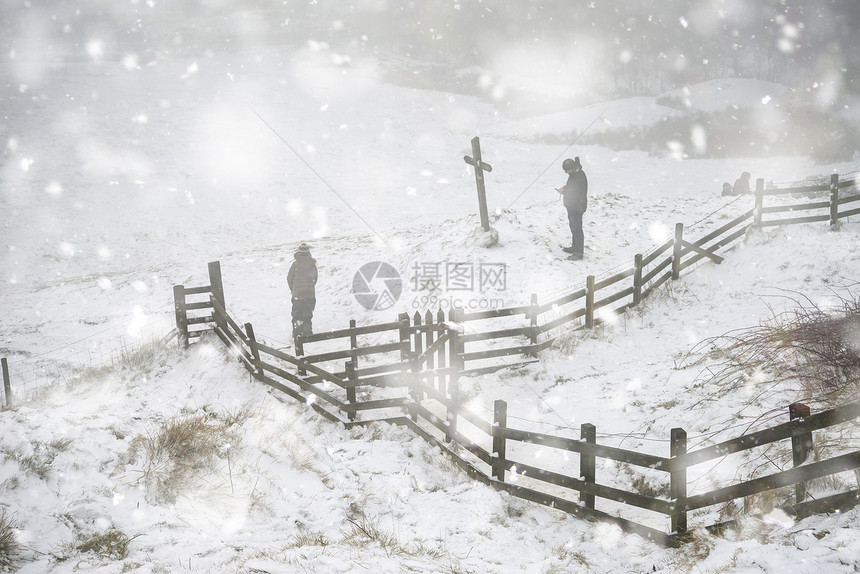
[2,2,860,573]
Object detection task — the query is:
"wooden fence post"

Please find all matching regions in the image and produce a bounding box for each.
[173,285,189,348]
[399,312,414,419]
[349,319,358,369]
[424,310,435,392]
[208,261,224,309]
[632,254,643,306]
[407,313,421,421]
[830,173,840,227]
[412,310,424,358]
[447,308,463,442]
[436,308,447,396]
[244,323,263,378]
[789,402,813,503]
[671,223,684,280]
[413,311,425,402]
[580,423,596,509]
[295,335,307,376]
[754,178,765,227]
[492,399,508,482]
[670,427,688,534]
[2,358,12,407]
[585,275,595,328]
[528,293,539,356]
[407,354,420,423]
[398,312,411,362]
[346,360,358,422]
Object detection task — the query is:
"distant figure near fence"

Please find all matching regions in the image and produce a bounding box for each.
[732,171,752,195]
[557,157,588,261]
[288,243,318,338]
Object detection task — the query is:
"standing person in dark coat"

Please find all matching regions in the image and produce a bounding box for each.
[556,157,588,260]
[732,172,751,195]
[287,243,318,338]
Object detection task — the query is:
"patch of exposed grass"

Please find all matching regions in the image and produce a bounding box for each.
[0,510,21,571]
[341,517,446,559]
[682,290,860,409]
[550,541,591,572]
[283,530,331,549]
[12,437,75,480]
[669,529,714,567]
[627,469,671,499]
[241,516,452,572]
[128,413,232,505]
[75,527,134,560]
[217,405,256,428]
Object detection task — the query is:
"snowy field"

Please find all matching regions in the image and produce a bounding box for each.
[2,3,860,573]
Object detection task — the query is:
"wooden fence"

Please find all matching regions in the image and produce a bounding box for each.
[173,260,223,348]
[3,173,858,542]
[754,172,860,228]
[170,270,860,546]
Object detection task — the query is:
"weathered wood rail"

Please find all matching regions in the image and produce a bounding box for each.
[754,172,860,227]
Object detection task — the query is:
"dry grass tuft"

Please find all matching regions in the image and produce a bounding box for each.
[75,527,133,560]
[682,290,860,409]
[0,510,21,571]
[13,438,75,480]
[284,530,331,549]
[128,413,232,505]
[217,405,256,428]
[240,516,450,572]
[284,439,316,472]
[341,517,445,559]
[551,541,591,571]
[668,529,715,571]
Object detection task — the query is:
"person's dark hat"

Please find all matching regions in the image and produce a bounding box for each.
[562,157,582,171]
[297,243,311,253]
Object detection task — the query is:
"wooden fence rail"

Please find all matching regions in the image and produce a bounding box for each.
[754,173,859,227]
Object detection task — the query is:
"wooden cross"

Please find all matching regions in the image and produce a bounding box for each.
[463,136,493,231]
